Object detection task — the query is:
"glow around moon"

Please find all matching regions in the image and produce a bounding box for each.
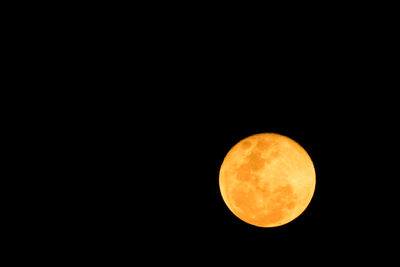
[219,133,316,227]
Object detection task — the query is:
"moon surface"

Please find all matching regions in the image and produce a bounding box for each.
[219,133,316,227]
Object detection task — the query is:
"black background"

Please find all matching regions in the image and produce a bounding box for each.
[6,4,399,263]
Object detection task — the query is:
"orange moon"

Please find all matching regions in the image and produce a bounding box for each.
[219,133,316,227]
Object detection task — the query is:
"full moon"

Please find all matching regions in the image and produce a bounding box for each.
[219,133,316,227]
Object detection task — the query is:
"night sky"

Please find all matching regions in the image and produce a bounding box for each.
[11,7,397,263]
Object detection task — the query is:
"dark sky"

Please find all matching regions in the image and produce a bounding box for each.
[12,11,397,262]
